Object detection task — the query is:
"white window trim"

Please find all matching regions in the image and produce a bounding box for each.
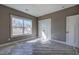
[10,15,32,37]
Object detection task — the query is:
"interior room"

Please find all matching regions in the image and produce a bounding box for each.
[0,4,79,55]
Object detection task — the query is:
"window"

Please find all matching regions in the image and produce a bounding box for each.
[11,15,32,37]
[24,20,32,34]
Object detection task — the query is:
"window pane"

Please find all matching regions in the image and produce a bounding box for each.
[12,16,23,27]
[11,15,23,36]
[12,27,23,36]
[24,20,32,34]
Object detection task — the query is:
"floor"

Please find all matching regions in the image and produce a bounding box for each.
[0,38,78,55]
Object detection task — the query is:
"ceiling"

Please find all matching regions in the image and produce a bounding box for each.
[4,4,76,17]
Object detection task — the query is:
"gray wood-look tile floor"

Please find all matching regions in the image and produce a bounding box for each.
[0,39,78,55]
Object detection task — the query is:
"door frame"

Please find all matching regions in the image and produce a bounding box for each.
[38,18,51,42]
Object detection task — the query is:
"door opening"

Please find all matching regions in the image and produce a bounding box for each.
[38,18,51,43]
[66,15,79,48]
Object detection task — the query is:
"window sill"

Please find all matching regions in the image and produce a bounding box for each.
[11,34,32,38]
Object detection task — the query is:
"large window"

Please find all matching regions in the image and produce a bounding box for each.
[11,15,32,37]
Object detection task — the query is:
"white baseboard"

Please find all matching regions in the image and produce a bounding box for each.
[51,39,79,49]
[51,39,74,47]
[0,37,35,47]
[51,39,66,44]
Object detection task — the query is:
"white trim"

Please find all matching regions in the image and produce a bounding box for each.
[51,39,66,45]
[38,18,51,41]
[10,15,32,37]
[51,39,75,47]
[66,15,79,48]
[53,39,79,49]
[0,37,35,47]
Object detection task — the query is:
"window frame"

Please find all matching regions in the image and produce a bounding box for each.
[10,15,32,37]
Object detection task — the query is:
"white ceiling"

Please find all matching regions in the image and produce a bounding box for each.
[4,4,76,17]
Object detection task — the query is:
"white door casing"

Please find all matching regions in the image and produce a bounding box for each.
[66,15,79,48]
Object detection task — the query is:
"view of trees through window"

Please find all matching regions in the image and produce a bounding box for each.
[11,15,32,36]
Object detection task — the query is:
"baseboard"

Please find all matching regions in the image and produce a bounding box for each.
[51,39,66,44]
[51,39,75,47]
[51,39,79,49]
[0,37,35,47]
